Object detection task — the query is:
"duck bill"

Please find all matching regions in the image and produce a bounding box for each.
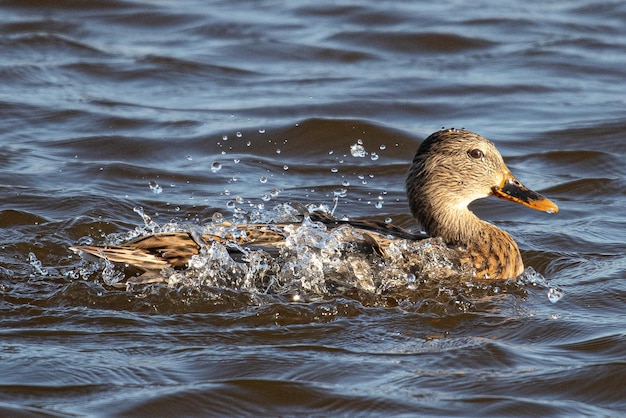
[491,172,559,214]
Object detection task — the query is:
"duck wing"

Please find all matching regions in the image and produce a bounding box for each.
[70,212,426,272]
[70,226,289,272]
[70,232,206,271]
[310,211,428,241]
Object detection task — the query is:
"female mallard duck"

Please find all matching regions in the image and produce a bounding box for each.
[71,128,558,280]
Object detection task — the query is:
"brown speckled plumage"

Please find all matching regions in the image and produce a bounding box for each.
[71,128,558,281]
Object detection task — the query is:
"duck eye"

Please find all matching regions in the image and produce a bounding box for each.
[468,149,484,159]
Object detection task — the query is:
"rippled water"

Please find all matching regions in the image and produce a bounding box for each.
[1,1,625,416]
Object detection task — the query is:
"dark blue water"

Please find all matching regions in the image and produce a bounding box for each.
[1,1,625,416]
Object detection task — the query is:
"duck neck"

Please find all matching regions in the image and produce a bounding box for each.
[413,203,524,279]
[410,196,481,243]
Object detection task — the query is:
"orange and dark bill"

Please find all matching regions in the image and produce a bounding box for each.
[491,174,559,214]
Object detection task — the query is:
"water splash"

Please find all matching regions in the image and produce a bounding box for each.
[519,267,564,303]
[165,215,456,297]
[102,258,125,286]
[133,206,158,230]
[350,139,367,158]
[78,203,540,313]
[28,252,48,277]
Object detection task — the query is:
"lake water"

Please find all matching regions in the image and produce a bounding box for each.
[1,1,625,416]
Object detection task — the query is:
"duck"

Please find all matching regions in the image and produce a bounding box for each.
[70,128,558,281]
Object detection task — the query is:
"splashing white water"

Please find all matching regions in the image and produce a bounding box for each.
[519,266,564,303]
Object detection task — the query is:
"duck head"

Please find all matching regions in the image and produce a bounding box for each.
[406,128,558,245]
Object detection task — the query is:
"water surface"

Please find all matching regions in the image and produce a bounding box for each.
[1,1,625,416]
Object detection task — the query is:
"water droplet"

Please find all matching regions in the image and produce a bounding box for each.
[375,201,383,209]
[276,148,281,154]
[149,180,162,194]
[547,287,564,303]
[342,180,350,187]
[283,165,289,171]
[385,217,392,224]
[186,155,193,160]
[331,167,338,173]
[212,212,224,223]
[235,196,244,204]
[328,150,334,155]
[222,134,228,141]
[259,176,267,183]
[210,162,222,173]
[236,131,243,138]
[259,128,266,134]
[350,142,367,158]
[261,194,271,202]
[223,189,231,196]
[233,158,240,164]
[379,144,386,150]
[406,273,417,290]
[333,188,347,198]
[370,152,379,161]
[246,141,251,147]
[270,188,279,197]
[226,200,236,209]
